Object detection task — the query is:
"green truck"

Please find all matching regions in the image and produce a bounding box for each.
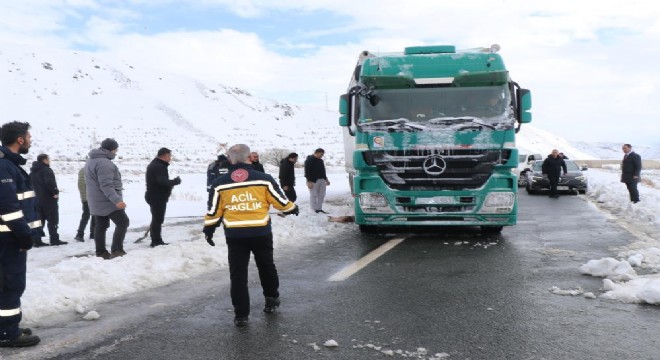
[339,44,532,234]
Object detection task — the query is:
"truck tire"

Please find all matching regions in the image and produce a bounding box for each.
[481,226,503,234]
[359,225,379,234]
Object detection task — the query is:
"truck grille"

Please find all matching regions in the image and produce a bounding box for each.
[363,149,509,190]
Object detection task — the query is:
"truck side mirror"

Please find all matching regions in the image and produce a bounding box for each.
[517,89,532,123]
[339,95,349,126]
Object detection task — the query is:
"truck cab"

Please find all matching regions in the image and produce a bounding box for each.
[339,45,532,234]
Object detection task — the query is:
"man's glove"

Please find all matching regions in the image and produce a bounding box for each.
[18,236,33,251]
[203,226,215,246]
[284,205,299,216]
[173,176,182,185]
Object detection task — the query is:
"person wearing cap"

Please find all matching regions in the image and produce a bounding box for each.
[206,154,229,210]
[145,147,181,247]
[84,138,129,259]
[29,153,66,246]
[304,148,330,214]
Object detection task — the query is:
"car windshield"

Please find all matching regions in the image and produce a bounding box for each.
[533,160,581,171]
[358,85,514,131]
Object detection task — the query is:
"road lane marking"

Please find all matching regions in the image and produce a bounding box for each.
[327,237,406,282]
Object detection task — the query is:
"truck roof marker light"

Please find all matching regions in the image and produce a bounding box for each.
[414,77,454,85]
[490,44,501,53]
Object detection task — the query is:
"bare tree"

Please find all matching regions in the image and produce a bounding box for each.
[261,148,293,167]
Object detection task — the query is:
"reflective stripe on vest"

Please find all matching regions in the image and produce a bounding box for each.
[0,210,24,222]
[223,214,270,227]
[17,191,36,200]
[0,220,42,233]
[0,308,21,317]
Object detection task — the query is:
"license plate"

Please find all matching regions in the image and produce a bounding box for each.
[416,196,454,205]
[557,186,569,190]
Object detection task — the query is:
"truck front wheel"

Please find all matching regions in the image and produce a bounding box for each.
[481,226,503,234]
[359,225,379,234]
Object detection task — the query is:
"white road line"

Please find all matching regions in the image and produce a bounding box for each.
[327,237,406,282]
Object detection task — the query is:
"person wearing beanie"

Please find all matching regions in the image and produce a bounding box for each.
[101,138,119,151]
[84,138,129,259]
[145,147,181,247]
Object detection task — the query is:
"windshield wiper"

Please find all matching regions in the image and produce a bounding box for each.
[427,117,496,130]
[360,118,427,132]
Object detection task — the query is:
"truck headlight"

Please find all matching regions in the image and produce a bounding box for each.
[360,193,388,207]
[359,193,392,212]
[479,192,515,214]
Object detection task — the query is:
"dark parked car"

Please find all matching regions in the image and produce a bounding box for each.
[525,160,588,194]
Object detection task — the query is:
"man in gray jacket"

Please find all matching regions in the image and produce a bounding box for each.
[84,138,129,259]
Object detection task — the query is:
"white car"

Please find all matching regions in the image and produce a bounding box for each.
[517,153,543,186]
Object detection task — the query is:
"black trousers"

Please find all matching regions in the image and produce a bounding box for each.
[148,200,167,243]
[0,239,26,341]
[94,210,129,254]
[36,201,59,243]
[76,201,95,238]
[548,174,560,196]
[226,234,279,318]
[282,185,297,203]
[625,181,640,202]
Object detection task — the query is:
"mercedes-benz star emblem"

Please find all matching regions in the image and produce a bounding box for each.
[422,155,447,176]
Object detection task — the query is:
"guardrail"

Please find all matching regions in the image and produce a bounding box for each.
[571,160,660,169]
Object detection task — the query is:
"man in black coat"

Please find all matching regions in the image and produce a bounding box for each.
[249,152,265,173]
[621,143,642,203]
[207,154,229,210]
[278,152,298,202]
[29,154,66,245]
[541,149,567,199]
[145,148,181,247]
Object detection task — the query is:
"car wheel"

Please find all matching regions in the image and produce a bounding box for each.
[518,176,527,187]
[526,187,536,195]
[579,189,586,195]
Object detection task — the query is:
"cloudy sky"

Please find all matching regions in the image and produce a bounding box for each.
[1,0,659,144]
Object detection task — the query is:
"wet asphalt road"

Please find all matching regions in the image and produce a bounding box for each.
[30,191,660,359]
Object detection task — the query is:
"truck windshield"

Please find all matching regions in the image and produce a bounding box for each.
[359,85,514,129]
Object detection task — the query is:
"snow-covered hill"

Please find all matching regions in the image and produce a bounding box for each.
[1,43,343,174]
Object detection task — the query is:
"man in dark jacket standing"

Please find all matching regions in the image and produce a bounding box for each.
[85,138,128,259]
[29,154,66,246]
[249,152,265,173]
[207,154,229,210]
[278,152,298,202]
[145,148,181,247]
[304,148,330,213]
[0,121,42,347]
[541,149,567,199]
[621,143,642,203]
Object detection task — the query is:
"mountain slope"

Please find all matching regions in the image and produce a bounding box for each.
[1,43,342,171]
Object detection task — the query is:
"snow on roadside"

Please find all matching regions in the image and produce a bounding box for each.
[580,168,660,304]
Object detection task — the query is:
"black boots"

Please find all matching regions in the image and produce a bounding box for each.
[0,333,41,348]
[263,297,280,314]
